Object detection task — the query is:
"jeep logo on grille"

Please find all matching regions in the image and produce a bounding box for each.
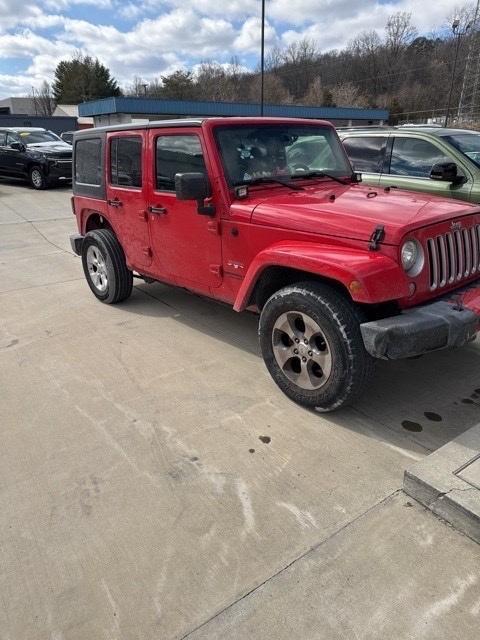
[451,221,462,231]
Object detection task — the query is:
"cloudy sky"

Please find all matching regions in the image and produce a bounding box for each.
[0,0,457,98]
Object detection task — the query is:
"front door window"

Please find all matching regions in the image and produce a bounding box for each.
[389,137,453,178]
[155,135,206,191]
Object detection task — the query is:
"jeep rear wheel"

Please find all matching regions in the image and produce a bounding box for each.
[29,166,47,190]
[259,282,374,412]
[81,229,133,304]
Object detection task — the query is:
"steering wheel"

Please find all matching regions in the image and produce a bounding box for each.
[292,163,310,173]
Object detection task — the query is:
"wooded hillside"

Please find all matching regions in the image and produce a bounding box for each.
[126,9,477,123]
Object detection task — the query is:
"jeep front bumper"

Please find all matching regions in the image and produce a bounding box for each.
[361,281,480,360]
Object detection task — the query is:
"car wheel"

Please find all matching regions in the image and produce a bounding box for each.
[259,282,374,412]
[81,229,133,304]
[29,166,48,190]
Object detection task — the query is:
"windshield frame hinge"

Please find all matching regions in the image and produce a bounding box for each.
[369,225,385,251]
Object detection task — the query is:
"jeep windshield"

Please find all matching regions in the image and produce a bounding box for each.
[215,124,352,187]
[444,132,480,167]
[16,130,62,145]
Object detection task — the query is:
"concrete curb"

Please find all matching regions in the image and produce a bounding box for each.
[404,424,480,544]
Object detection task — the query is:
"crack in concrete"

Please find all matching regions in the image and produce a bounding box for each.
[179,489,402,640]
[3,209,74,256]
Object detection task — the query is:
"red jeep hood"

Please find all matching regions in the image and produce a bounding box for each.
[242,183,480,245]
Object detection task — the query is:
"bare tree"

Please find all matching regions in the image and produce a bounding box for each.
[348,30,382,93]
[249,73,293,104]
[277,38,319,99]
[385,12,418,59]
[31,81,54,115]
[125,76,149,96]
[303,77,324,106]
[330,82,368,107]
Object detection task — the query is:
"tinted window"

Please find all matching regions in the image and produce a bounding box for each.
[156,135,206,191]
[110,137,142,187]
[342,136,386,173]
[444,133,480,167]
[75,138,102,186]
[390,137,452,177]
[6,132,20,146]
[15,130,61,144]
[0,131,6,145]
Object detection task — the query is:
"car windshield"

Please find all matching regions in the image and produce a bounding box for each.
[444,133,480,167]
[215,124,352,187]
[17,130,62,145]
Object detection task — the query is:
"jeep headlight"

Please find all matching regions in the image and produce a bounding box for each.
[401,239,424,275]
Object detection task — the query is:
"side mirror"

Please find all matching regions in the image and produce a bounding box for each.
[430,162,463,184]
[175,172,215,216]
[10,141,25,152]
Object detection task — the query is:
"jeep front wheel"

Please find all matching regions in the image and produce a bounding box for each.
[259,282,374,412]
[81,229,133,304]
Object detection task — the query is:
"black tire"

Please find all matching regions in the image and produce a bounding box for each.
[81,229,133,304]
[29,166,48,190]
[259,282,374,412]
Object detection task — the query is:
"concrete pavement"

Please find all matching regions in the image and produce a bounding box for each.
[405,423,480,544]
[1,177,479,639]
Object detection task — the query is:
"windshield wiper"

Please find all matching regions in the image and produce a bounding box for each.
[242,176,305,191]
[290,171,350,186]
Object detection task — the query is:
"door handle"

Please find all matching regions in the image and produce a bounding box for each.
[148,205,167,215]
[107,198,123,208]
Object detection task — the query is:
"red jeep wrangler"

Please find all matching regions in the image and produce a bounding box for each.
[70,117,480,411]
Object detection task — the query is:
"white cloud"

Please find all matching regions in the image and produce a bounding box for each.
[0,0,461,98]
[233,17,277,52]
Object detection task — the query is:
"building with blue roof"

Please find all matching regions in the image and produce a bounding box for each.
[78,96,388,127]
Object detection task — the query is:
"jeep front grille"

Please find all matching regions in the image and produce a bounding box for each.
[427,225,480,290]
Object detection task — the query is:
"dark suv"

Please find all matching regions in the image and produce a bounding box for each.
[0,127,72,189]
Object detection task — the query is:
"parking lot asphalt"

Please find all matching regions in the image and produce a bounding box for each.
[1,178,479,639]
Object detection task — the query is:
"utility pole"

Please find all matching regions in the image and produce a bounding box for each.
[444,19,464,127]
[260,0,265,116]
[31,86,38,115]
[458,0,480,123]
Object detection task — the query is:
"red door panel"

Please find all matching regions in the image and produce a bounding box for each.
[146,128,222,291]
[106,131,152,270]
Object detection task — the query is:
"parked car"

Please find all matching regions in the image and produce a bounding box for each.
[70,118,480,412]
[338,126,480,203]
[0,127,72,189]
[60,131,74,145]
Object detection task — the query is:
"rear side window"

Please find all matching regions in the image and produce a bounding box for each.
[110,136,142,187]
[0,131,6,145]
[155,135,206,191]
[389,137,452,178]
[342,136,387,173]
[75,138,102,186]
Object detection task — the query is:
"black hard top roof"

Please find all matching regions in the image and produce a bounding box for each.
[74,116,336,137]
[74,118,205,136]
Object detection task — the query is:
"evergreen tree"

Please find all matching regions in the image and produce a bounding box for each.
[53,54,121,103]
[159,70,196,100]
